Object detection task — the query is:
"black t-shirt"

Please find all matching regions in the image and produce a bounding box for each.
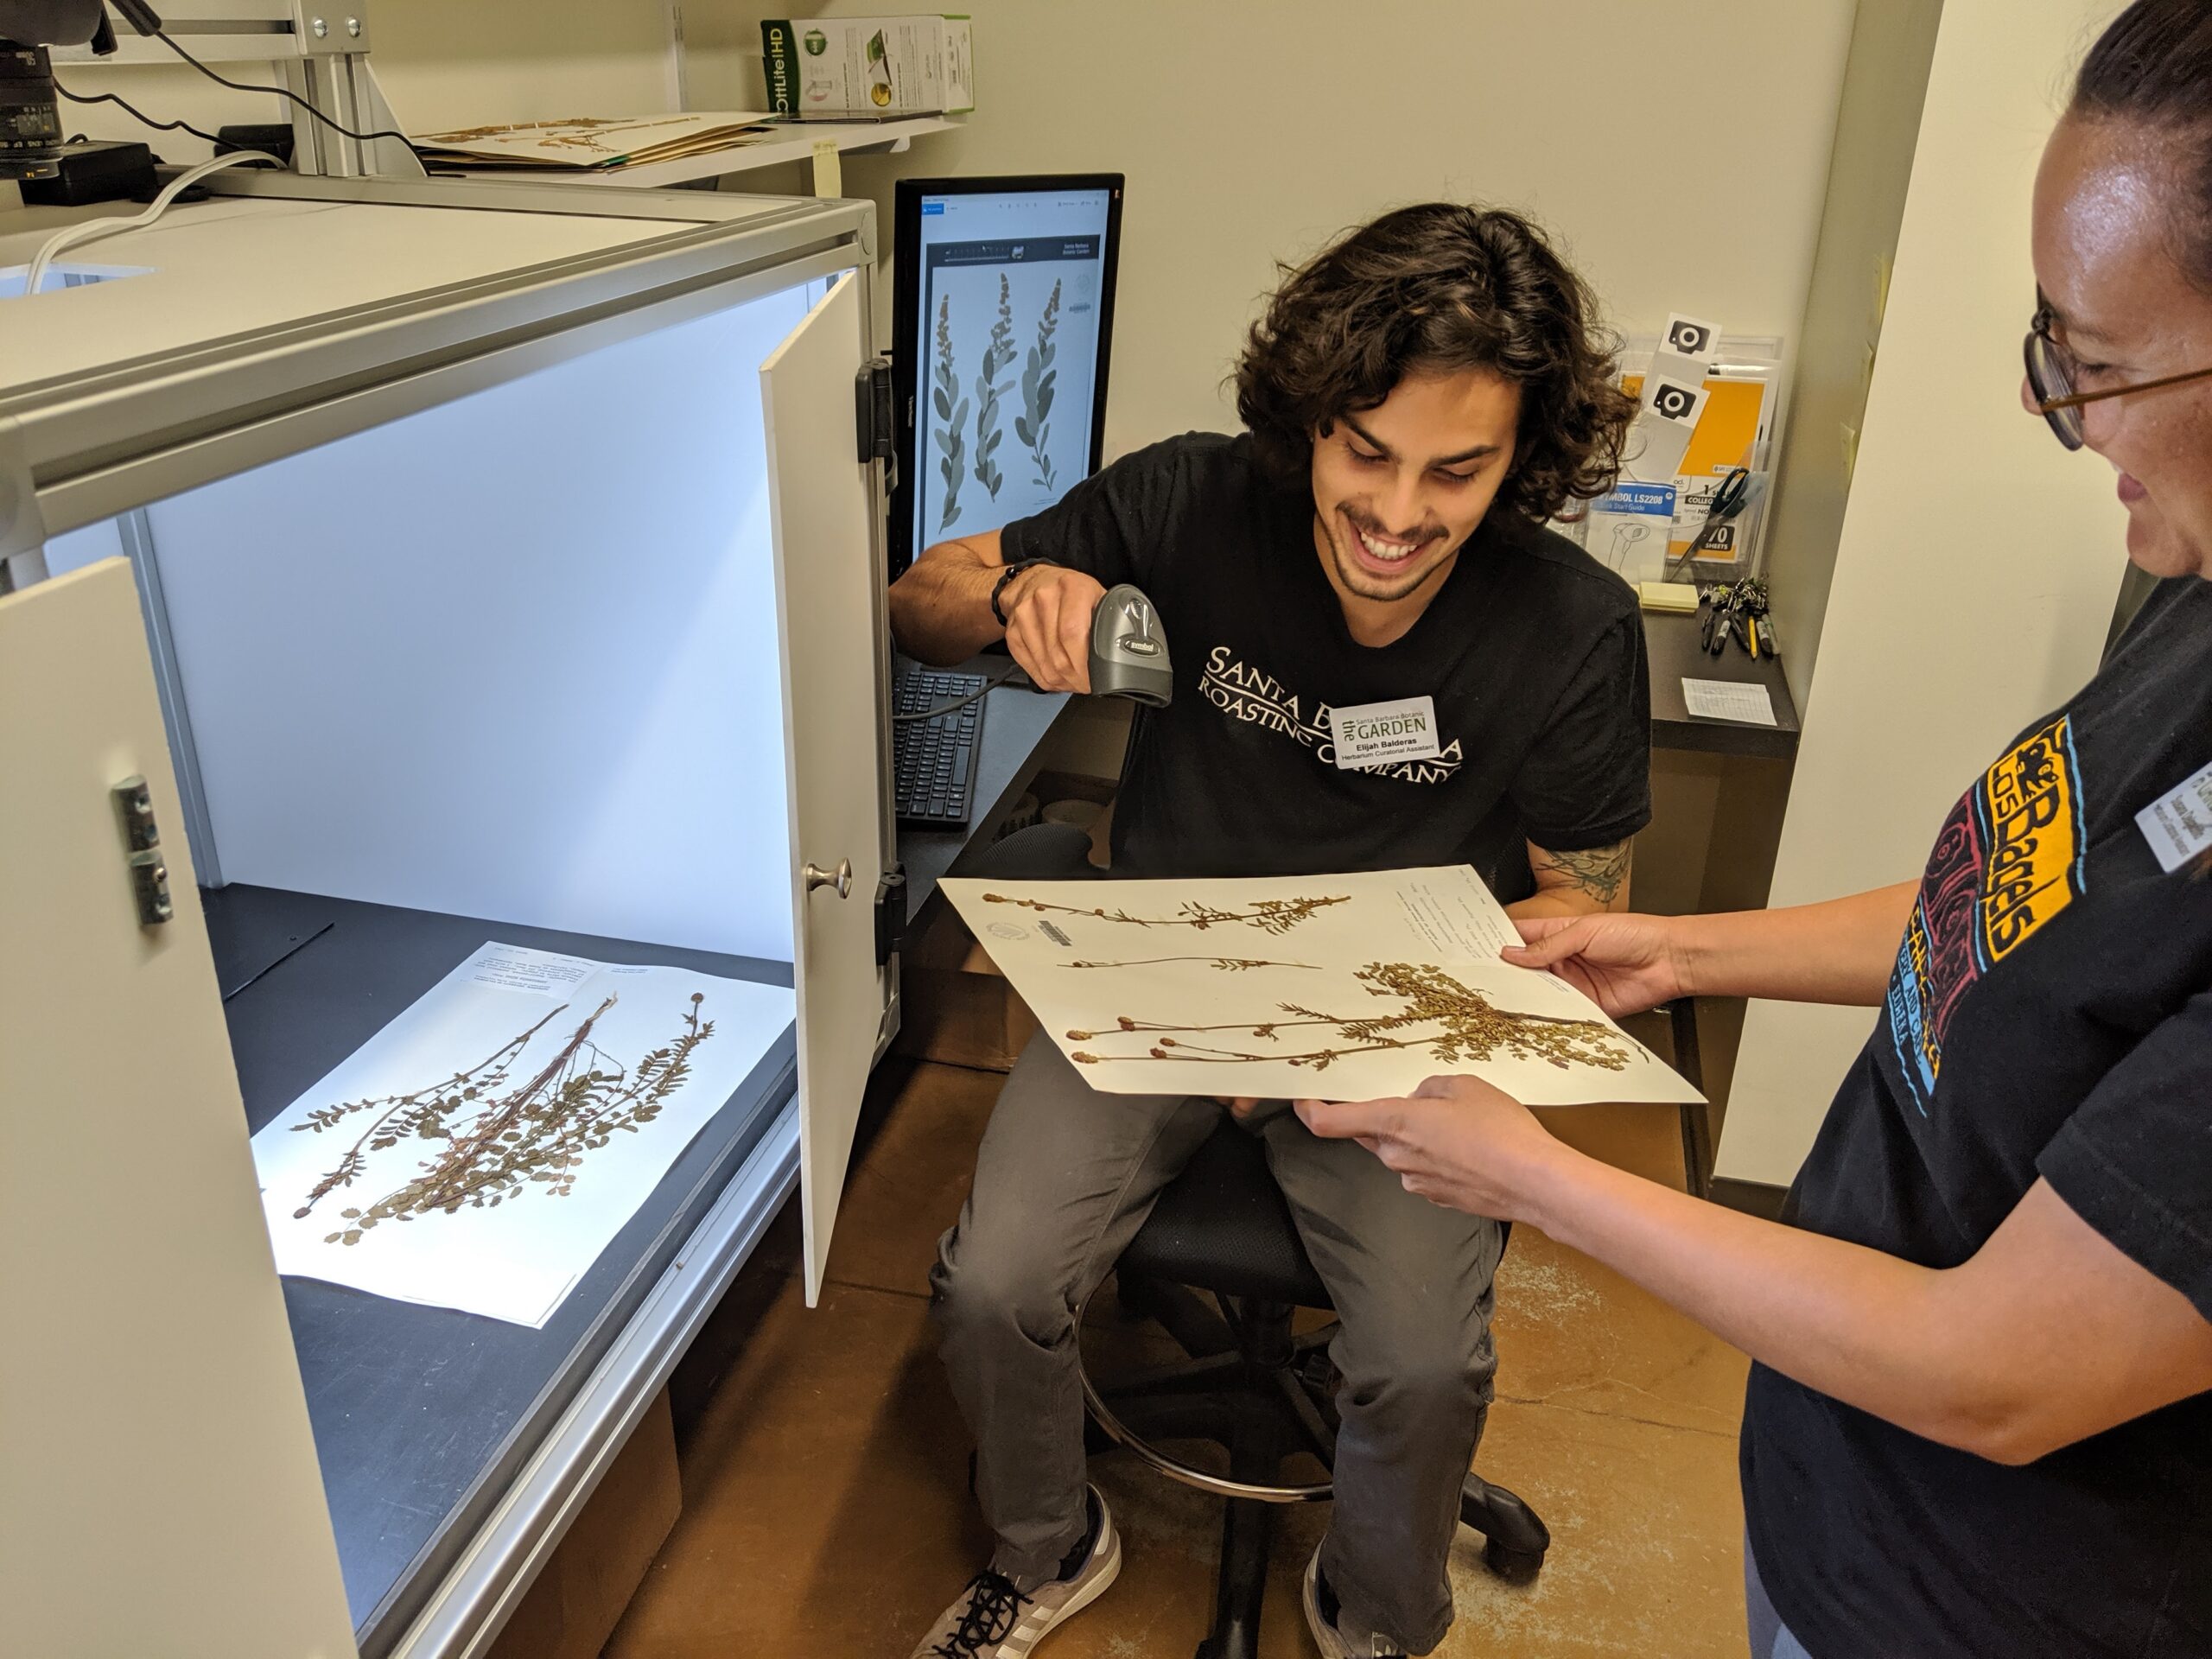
[1742,574,2212,1657]
[999,433,1650,897]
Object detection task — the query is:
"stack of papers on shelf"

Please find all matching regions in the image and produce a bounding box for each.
[412,112,779,171]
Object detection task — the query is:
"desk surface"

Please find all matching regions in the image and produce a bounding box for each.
[1644,609,1802,760]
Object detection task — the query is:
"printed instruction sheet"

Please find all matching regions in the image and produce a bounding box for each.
[943,867,1702,1107]
[1681,678,1778,726]
[251,942,795,1327]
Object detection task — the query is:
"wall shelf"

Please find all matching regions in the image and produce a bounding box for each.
[453,116,958,194]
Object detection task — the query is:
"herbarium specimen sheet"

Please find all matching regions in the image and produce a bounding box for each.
[943,867,1701,1107]
[251,942,795,1327]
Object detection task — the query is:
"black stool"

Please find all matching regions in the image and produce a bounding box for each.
[1077,1120,1549,1659]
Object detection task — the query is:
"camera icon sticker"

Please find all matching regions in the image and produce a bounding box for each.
[1649,378,1707,425]
[1662,312,1722,360]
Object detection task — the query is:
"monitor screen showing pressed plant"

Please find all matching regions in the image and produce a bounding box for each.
[908,184,1115,553]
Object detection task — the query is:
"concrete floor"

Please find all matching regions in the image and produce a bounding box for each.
[606,1052,1751,1657]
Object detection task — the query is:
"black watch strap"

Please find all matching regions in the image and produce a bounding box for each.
[990,559,1051,627]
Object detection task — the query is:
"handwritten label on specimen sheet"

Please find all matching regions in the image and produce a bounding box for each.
[469,944,597,998]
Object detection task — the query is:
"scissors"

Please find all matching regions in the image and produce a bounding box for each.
[1666,467,1755,580]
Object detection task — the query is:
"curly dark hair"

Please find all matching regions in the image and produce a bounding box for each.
[1235,203,1637,521]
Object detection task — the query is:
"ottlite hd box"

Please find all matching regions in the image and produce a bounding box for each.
[762,15,976,119]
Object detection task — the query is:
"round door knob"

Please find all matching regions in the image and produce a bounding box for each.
[804,858,854,899]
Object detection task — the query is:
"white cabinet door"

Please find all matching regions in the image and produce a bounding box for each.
[0,559,357,1657]
[761,273,889,1306]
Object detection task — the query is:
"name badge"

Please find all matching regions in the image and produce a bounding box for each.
[2137,758,2212,873]
[1329,696,1442,769]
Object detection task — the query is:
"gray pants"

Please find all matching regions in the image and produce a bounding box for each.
[1744,1535,1815,1659]
[930,1030,1503,1654]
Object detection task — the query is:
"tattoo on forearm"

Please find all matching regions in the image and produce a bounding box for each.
[1534,842,1633,904]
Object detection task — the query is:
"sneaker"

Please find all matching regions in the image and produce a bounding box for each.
[1302,1547,1408,1657]
[909,1485,1122,1657]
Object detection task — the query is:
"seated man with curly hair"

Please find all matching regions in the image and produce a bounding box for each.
[890,202,1647,1659]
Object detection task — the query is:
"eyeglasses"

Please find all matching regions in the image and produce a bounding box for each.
[2025,298,2212,450]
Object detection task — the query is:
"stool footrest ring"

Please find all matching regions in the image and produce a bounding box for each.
[1077,1291,1332,1504]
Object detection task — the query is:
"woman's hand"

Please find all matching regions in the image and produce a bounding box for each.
[1296,1075,1568,1223]
[1502,912,1691,1017]
[1002,564,1107,693]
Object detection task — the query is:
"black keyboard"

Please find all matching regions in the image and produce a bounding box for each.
[893,668,988,828]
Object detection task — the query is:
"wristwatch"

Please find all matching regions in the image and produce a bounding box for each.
[990,558,1053,627]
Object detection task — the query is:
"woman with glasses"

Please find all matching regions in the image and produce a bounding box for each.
[1297,3,2212,1655]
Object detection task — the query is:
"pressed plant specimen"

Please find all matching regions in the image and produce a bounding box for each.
[982,891,1348,938]
[1015,278,1061,489]
[972,274,1016,499]
[290,990,718,1245]
[932,295,969,530]
[1065,962,1630,1076]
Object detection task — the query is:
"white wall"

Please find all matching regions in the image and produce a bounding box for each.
[1715,0,2131,1189]
[1758,0,1944,707]
[699,0,1859,455]
[45,3,1859,462]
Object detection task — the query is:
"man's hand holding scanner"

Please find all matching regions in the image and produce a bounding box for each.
[1000,561,1106,695]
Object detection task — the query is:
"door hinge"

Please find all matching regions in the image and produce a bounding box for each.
[112,773,175,927]
[874,863,908,966]
[855,355,894,464]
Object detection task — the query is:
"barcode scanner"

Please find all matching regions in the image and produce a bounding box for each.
[1088,584,1173,706]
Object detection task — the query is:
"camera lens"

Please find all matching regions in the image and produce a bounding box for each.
[0,42,64,181]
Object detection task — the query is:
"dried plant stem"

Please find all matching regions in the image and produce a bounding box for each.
[293,988,720,1246]
[1065,962,1632,1076]
[1015,278,1061,488]
[932,295,969,530]
[983,892,1349,938]
[972,273,1014,498]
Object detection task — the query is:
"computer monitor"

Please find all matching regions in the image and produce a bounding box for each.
[889,173,1124,580]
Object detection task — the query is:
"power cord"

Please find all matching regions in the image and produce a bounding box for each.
[148,27,414,151]
[154,29,412,150]
[893,664,1032,722]
[54,82,226,149]
[22,149,278,295]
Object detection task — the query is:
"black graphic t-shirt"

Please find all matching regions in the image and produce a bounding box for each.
[1742,575,2212,1658]
[998,433,1650,895]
